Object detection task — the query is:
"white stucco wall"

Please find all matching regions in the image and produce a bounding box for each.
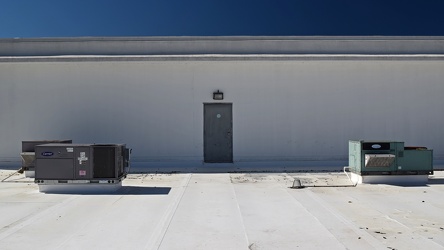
[1,58,444,163]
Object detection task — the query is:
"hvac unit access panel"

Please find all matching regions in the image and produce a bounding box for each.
[35,144,93,180]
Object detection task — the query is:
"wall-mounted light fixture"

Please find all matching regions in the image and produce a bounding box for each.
[213,90,224,100]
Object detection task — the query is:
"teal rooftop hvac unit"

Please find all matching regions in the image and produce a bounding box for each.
[348,140,433,176]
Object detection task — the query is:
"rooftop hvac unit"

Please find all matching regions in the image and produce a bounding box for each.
[20,140,72,177]
[348,140,433,184]
[34,144,131,191]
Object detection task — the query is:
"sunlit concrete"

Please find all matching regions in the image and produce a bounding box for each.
[1,168,444,250]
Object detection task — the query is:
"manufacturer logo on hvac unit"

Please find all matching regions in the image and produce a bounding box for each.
[41,152,54,156]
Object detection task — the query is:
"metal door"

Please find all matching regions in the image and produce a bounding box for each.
[204,103,233,163]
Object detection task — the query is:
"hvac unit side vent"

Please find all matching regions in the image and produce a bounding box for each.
[93,146,116,178]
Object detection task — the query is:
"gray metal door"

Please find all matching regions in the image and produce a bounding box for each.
[204,103,233,163]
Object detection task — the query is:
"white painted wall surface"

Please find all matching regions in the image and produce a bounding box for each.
[1,59,444,163]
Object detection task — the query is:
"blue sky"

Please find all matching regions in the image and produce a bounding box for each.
[1,0,444,38]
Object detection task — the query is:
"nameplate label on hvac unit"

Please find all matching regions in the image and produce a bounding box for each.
[77,152,88,164]
[41,152,54,157]
[365,154,395,167]
[362,143,391,150]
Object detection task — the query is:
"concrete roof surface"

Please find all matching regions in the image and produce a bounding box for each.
[1,169,444,250]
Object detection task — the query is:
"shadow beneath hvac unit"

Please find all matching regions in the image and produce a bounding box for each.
[380,178,444,187]
[426,178,444,185]
[41,186,172,195]
[119,186,171,195]
[383,183,429,187]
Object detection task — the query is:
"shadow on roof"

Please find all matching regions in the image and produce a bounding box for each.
[41,186,171,195]
[426,178,444,185]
